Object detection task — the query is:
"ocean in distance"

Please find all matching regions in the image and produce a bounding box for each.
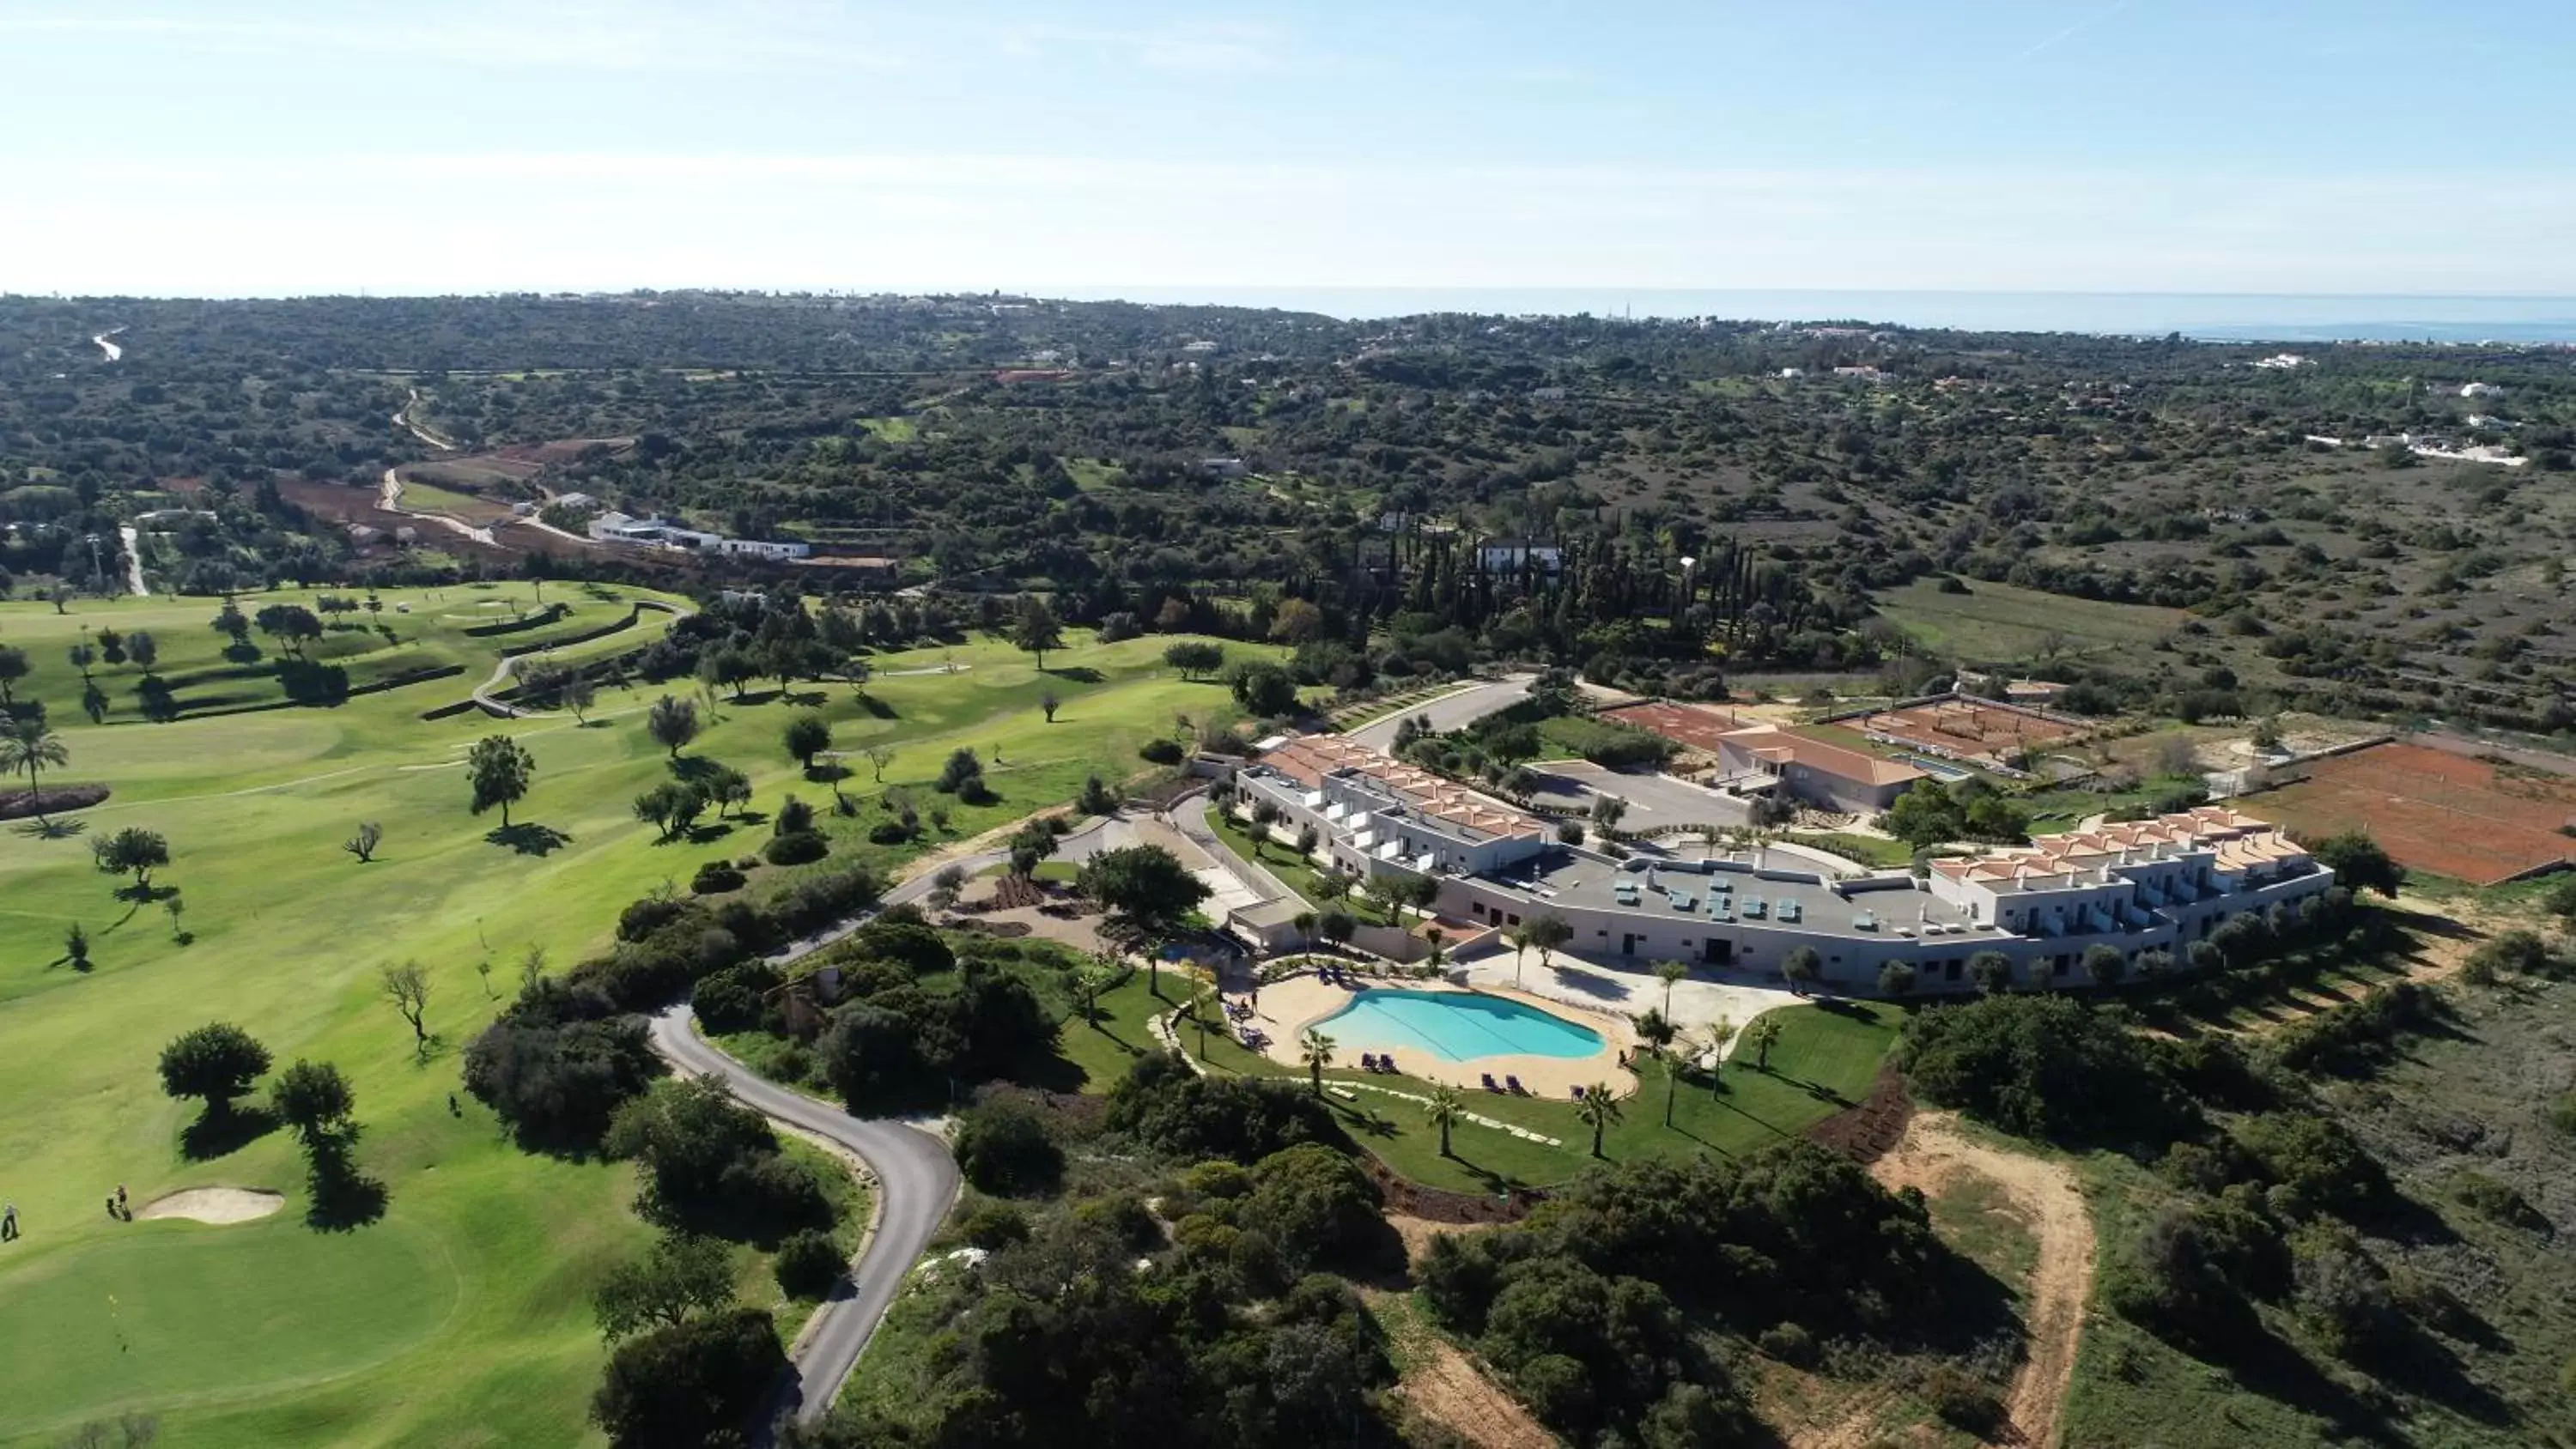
[1042,286,2576,344]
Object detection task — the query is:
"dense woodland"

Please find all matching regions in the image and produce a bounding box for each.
[5,292,2573,730]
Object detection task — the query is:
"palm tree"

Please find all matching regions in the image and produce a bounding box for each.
[1574,1082,1622,1157]
[1653,959,1689,1015]
[1634,1007,1679,1124]
[1292,910,1317,952]
[1425,926,1447,968]
[1425,1084,1463,1158]
[1741,1016,1783,1073]
[1183,991,1215,1058]
[1509,925,1533,986]
[0,717,70,828]
[1300,1028,1336,1096]
[1695,1016,1737,1101]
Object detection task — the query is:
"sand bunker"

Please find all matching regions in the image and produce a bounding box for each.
[136,1187,285,1224]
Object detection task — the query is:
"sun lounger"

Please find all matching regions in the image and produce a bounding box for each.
[1481,1073,1502,1092]
[1571,1084,1587,1100]
[1506,1076,1526,1094]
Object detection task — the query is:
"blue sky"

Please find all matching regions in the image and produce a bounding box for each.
[2,0,2570,297]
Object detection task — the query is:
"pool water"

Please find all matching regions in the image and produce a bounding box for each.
[1315,989,1603,1062]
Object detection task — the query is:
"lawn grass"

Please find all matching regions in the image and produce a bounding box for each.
[1874,578,2188,664]
[1787,830,1915,868]
[1060,973,1899,1196]
[0,601,1279,1446]
[854,416,918,442]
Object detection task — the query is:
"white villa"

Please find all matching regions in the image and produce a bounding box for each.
[1227,735,2334,996]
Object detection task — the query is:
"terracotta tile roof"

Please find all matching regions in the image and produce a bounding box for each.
[1257,735,1546,840]
[1935,807,2306,893]
[1716,724,1928,788]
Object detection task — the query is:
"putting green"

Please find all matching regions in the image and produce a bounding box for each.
[0,1215,458,1439]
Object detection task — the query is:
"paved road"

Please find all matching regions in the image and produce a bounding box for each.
[1172,793,1301,905]
[1341,673,1534,754]
[648,1008,960,1434]
[636,808,1139,1434]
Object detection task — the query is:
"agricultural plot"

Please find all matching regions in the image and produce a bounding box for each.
[1874,579,2188,664]
[2245,741,2576,885]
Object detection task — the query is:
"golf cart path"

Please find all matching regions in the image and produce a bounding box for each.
[465,597,693,718]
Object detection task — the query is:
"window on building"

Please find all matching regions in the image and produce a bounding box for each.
[1506,913,1521,926]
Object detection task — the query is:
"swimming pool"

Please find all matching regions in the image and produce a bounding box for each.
[1315,989,1604,1063]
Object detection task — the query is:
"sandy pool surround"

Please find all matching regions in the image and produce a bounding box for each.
[1249,973,1637,1099]
[135,1187,287,1225]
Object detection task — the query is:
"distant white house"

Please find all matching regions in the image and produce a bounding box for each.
[1529,385,1568,401]
[1779,367,1806,379]
[1182,339,1220,354]
[2460,381,2504,398]
[1199,458,1249,479]
[589,512,811,558]
[1476,539,1563,573]
[2253,353,2310,369]
[1833,365,1892,383]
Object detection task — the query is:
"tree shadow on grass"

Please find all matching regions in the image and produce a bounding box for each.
[487,822,573,856]
[1047,666,1105,684]
[181,1105,281,1161]
[13,817,88,840]
[305,1146,388,1233]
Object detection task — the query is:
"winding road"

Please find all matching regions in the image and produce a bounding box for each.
[640,809,1136,1434]
[648,1007,960,1435]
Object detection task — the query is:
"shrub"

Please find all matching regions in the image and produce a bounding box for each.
[690,963,777,1034]
[771,1228,845,1299]
[951,1099,1064,1196]
[463,980,659,1150]
[1755,1321,1818,1366]
[2449,1170,2549,1232]
[1139,737,1185,766]
[1104,1051,1345,1163]
[954,1199,1031,1250]
[690,861,745,895]
[1899,993,2193,1144]
[1244,1142,1392,1274]
[1921,1365,2006,1435]
[765,830,831,865]
[589,1307,785,1448]
[865,821,910,846]
[2549,1092,2576,1138]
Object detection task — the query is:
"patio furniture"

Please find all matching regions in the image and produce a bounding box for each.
[1505,1075,1527,1094]
[1481,1073,1502,1092]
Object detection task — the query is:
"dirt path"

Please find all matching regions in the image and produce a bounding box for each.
[1856,1112,2094,1449]
[1402,1338,1556,1449]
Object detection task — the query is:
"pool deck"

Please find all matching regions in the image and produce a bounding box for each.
[1236,972,1640,1100]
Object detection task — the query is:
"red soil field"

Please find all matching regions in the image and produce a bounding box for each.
[1599,700,1747,754]
[1850,696,2087,766]
[2246,741,2576,885]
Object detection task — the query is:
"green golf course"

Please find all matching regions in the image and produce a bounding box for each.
[0,585,1267,1446]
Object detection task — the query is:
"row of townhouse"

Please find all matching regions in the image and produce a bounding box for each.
[1226,737,2334,995]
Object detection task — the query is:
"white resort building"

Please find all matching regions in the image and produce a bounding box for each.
[1226,736,2334,996]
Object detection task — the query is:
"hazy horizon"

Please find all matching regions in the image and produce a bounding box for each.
[4,2,2573,299]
